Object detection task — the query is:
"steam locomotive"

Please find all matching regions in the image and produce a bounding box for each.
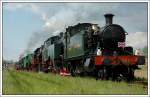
[16,14,145,81]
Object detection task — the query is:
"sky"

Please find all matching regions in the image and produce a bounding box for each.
[2,2,148,61]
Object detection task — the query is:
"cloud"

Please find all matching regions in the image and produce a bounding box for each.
[43,9,78,31]
[42,3,120,31]
[126,32,147,49]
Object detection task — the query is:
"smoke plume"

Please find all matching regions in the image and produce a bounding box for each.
[24,3,120,54]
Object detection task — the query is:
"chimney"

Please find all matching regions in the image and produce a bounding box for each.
[104,13,114,25]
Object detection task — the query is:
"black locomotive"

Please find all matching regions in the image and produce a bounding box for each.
[17,14,145,81]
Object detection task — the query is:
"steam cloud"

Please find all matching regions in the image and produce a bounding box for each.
[24,3,120,54]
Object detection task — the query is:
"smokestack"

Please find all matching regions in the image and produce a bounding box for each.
[104,13,114,25]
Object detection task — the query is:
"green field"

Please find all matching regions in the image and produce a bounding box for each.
[2,69,147,95]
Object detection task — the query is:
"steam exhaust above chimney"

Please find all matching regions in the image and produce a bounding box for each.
[104,13,114,25]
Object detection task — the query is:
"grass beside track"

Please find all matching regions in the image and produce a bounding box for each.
[2,69,147,95]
